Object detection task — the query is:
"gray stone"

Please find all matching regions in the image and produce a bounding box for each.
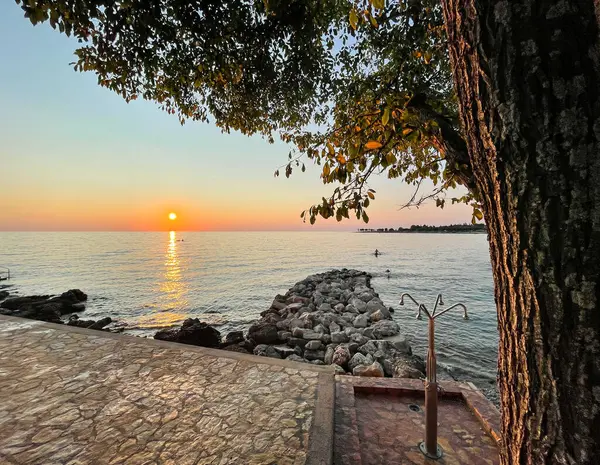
[253,344,282,359]
[316,283,331,294]
[344,327,361,337]
[362,327,375,339]
[284,302,304,313]
[276,319,291,330]
[387,335,412,355]
[334,303,345,313]
[277,331,292,342]
[311,360,326,366]
[332,364,346,375]
[329,322,341,334]
[330,331,349,343]
[286,354,306,363]
[358,340,378,356]
[318,303,332,312]
[273,345,296,358]
[348,353,368,372]
[350,333,369,346]
[304,349,326,361]
[289,318,308,331]
[357,291,375,302]
[313,324,327,334]
[324,345,336,365]
[371,320,400,338]
[287,337,308,349]
[321,334,332,345]
[302,330,323,341]
[247,322,279,345]
[305,340,322,351]
[223,330,245,346]
[344,304,358,314]
[353,362,384,377]
[350,298,367,313]
[353,314,368,328]
[393,357,425,379]
[369,309,387,322]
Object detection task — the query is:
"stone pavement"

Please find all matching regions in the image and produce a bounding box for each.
[0,315,334,465]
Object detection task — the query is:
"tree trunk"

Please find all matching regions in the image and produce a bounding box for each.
[440,1,600,463]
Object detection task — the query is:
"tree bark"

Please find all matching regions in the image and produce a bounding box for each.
[441,1,600,463]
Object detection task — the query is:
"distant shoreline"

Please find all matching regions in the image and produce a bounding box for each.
[358,223,487,234]
[358,230,486,234]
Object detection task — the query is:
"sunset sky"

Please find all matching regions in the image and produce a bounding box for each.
[0,3,471,231]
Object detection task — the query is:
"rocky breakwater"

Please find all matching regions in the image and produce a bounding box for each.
[228,269,425,378]
[0,289,112,330]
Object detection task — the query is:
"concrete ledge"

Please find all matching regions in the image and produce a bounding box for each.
[0,314,334,374]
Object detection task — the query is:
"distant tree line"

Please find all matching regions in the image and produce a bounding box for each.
[358,223,487,233]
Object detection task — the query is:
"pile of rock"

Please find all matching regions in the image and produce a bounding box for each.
[222,269,425,378]
[0,289,112,330]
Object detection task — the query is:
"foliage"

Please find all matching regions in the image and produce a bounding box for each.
[16,0,480,222]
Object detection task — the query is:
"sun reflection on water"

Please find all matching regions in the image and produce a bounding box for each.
[139,231,190,328]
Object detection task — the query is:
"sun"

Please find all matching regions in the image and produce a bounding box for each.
[168,212,177,221]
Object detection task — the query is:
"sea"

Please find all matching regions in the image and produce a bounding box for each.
[0,231,498,399]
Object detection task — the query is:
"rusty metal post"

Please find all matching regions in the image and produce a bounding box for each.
[421,317,442,458]
[399,294,469,460]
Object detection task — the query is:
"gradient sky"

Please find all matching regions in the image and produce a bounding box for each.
[0,3,471,231]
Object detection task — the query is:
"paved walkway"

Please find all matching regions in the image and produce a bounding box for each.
[0,316,334,465]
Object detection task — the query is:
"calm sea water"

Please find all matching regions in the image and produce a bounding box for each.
[0,231,498,396]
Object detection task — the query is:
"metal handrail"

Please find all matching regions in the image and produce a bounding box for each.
[399,292,470,460]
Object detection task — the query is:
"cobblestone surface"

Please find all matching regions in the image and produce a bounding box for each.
[0,316,331,465]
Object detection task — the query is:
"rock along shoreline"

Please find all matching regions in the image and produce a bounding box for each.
[155,269,426,378]
[0,269,425,379]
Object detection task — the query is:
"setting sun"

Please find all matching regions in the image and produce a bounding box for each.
[168,212,177,221]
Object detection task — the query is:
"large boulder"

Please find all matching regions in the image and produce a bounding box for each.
[304,349,326,361]
[331,345,352,368]
[348,353,368,372]
[253,344,282,359]
[324,344,336,365]
[305,340,322,351]
[247,321,279,344]
[154,318,221,348]
[223,330,245,346]
[353,362,385,377]
[349,298,367,313]
[67,315,111,330]
[56,289,88,304]
[331,331,349,343]
[0,295,51,310]
[370,320,400,338]
[392,356,425,379]
[353,314,368,328]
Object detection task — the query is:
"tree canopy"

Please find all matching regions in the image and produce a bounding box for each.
[16,0,478,223]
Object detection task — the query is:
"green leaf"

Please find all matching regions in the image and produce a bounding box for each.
[349,9,359,30]
[371,0,385,9]
[382,107,390,126]
[362,211,369,223]
[473,208,484,221]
